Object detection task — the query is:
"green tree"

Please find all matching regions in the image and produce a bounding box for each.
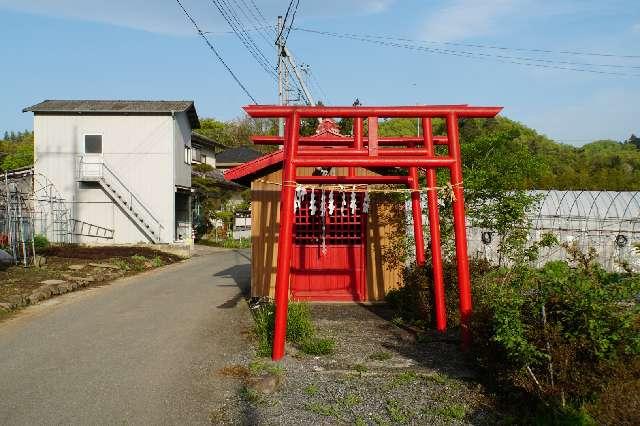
[0,130,34,171]
[194,116,277,153]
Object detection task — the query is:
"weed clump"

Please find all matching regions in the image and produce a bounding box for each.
[252,302,335,357]
[299,337,335,355]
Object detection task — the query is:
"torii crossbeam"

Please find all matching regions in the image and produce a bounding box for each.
[244,104,502,361]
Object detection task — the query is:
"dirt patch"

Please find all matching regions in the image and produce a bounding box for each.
[40,245,181,262]
[222,304,506,425]
[0,245,182,313]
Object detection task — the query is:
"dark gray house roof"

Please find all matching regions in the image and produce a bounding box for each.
[216,146,264,166]
[23,100,201,129]
[191,132,226,151]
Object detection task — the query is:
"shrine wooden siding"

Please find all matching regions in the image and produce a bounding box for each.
[250,166,404,301]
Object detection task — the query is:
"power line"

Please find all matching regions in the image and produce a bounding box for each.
[283,0,300,45]
[202,25,272,36]
[276,0,296,46]
[237,0,276,40]
[222,0,274,59]
[211,0,277,79]
[308,68,330,104]
[295,27,640,60]
[174,0,257,103]
[294,28,640,78]
[249,0,275,35]
[230,0,274,46]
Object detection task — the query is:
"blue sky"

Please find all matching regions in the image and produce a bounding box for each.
[1,0,638,144]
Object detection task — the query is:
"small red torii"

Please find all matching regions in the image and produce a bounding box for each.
[244,104,502,361]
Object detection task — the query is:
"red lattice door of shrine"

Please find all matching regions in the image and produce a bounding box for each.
[291,190,367,301]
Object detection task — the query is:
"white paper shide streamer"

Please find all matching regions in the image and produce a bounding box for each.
[309,190,316,216]
[363,189,370,213]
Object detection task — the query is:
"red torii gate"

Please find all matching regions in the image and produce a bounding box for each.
[244,104,502,361]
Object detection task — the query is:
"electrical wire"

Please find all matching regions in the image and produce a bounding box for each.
[174,0,257,103]
[294,28,640,78]
[231,0,274,46]
[276,0,296,46]
[283,0,300,45]
[295,27,640,60]
[309,69,330,104]
[211,0,277,80]
[249,0,274,35]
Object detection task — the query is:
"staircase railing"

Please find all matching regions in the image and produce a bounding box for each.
[76,156,163,242]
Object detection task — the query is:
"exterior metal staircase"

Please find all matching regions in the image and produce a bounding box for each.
[76,157,163,243]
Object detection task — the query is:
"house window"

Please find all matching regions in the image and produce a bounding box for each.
[184,146,191,164]
[84,135,102,154]
[201,154,207,165]
[192,147,201,163]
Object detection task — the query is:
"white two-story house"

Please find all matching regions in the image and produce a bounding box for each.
[23,100,199,245]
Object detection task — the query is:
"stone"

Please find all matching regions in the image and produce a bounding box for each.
[248,374,281,395]
[6,295,26,308]
[285,343,299,357]
[39,279,66,286]
[0,302,13,312]
[38,287,53,298]
[47,284,62,295]
[88,263,120,270]
[68,264,85,271]
[27,292,46,304]
[33,255,47,268]
[0,249,13,269]
[58,282,74,293]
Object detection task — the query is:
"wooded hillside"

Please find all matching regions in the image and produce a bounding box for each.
[3,119,638,191]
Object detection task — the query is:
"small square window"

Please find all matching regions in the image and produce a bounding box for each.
[84,135,102,154]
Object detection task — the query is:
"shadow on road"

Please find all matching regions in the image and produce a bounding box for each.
[213,251,251,309]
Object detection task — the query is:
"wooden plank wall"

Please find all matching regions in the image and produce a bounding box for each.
[250,167,404,301]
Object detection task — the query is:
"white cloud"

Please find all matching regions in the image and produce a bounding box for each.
[420,0,522,41]
[0,0,393,36]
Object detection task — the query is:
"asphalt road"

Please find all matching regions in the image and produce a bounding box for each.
[0,246,252,425]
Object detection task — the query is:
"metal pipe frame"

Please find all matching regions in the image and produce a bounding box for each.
[242,105,502,361]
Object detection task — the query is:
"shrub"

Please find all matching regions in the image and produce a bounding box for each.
[300,337,335,355]
[471,248,640,421]
[386,258,491,327]
[33,234,49,249]
[150,256,164,267]
[253,301,315,357]
[198,237,251,249]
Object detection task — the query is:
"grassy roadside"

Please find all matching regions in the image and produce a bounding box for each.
[0,245,183,317]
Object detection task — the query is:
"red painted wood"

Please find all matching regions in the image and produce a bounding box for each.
[291,190,367,301]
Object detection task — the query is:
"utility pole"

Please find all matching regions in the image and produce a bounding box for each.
[276,16,284,137]
[275,15,316,133]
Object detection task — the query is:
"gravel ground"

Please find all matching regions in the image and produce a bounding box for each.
[220,304,504,425]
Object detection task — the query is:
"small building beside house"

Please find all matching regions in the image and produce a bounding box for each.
[225,119,404,302]
[23,100,200,245]
[190,132,225,168]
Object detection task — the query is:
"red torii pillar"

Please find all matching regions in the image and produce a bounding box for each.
[243,105,501,360]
